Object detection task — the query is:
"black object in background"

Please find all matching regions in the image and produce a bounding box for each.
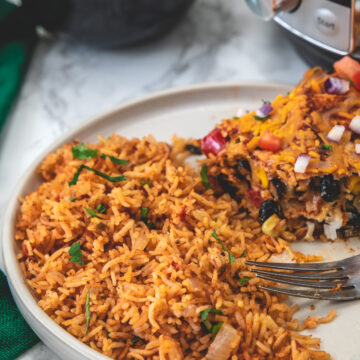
[1,0,195,47]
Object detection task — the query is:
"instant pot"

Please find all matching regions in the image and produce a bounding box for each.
[3,0,194,47]
[246,0,360,68]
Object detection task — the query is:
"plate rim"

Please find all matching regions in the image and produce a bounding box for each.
[1,81,292,360]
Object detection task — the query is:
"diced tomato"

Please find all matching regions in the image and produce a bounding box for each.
[334,56,360,89]
[201,128,227,157]
[246,188,263,208]
[179,206,187,221]
[258,130,281,152]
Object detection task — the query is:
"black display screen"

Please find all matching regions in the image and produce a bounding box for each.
[327,0,351,7]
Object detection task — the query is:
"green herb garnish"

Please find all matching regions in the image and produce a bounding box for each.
[84,290,90,336]
[214,217,218,222]
[232,116,240,120]
[200,308,223,332]
[185,144,202,155]
[131,336,144,345]
[70,197,77,202]
[85,207,99,218]
[211,321,224,339]
[69,242,86,265]
[69,164,126,186]
[262,99,271,104]
[72,144,98,160]
[140,207,149,220]
[101,154,127,165]
[240,249,246,257]
[96,203,106,214]
[313,68,320,74]
[140,207,155,229]
[322,144,332,151]
[140,178,151,187]
[200,165,210,190]
[106,331,111,339]
[254,115,269,121]
[238,277,250,285]
[212,230,236,263]
[146,221,156,230]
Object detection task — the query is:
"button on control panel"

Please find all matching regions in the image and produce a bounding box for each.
[314,8,338,35]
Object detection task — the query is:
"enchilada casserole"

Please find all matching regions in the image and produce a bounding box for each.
[202,58,360,241]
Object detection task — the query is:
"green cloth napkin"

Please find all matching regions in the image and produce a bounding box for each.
[0,272,39,360]
[0,1,39,359]
[0,0,36,134]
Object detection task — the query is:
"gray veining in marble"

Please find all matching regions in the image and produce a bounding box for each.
[0,0,308,358]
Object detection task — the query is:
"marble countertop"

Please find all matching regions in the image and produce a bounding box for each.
[0,0,308,358]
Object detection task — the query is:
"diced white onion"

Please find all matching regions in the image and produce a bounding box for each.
[327,125,345,143]
[349,115,360,135]
[206,323,240,360]
[304,221,315,241]
[356,144,360,154]
[294,154,311,173]
[236,108,248,117]
[324,213,343,240]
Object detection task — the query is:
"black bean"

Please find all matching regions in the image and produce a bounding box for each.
[259,200,280,224]
[184,144,202,155]
[217,174,238,199]
[271,178,286,199]
[320,175,340,202]
[237,160,251,173]
[347,212,360,227]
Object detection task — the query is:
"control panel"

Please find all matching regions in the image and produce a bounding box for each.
[274,0,353,55]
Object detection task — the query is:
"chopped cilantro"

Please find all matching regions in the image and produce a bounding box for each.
[238,277,250,285]
[140,208,155,229]
[140,178,152,187]
[212,230,236,263]
[140,207,149,220]
[84,290,90,336]
[96,203,106,214]
[240,249,246,257]
[72,144,98,160]
[70,197,77,202]
[146,221,156,230]
[85,207,99,218]
[200,165,210,190]
[214,217,218,222]
[131,336,144,345]
[69,164,126,186]
[254,115,269,121]
[185,144,202,155]
[262,99,271,104]
[322,144,332,151]
[211,321,224,339]
[69,242,87,265]
[101,154,127,165]
[232,116,240,120]
[200,308,223,332]
[106,331,111,339]
[313,68,320,74]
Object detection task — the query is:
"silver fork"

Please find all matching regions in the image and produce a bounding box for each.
[245,254,360,301]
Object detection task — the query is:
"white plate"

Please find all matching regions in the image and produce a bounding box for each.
[2,83,360,360]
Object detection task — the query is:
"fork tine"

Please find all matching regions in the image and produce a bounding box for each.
[245,259,341,271]
[251,268,349,280]
[255,273,348,289]
[259,285,358,301]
